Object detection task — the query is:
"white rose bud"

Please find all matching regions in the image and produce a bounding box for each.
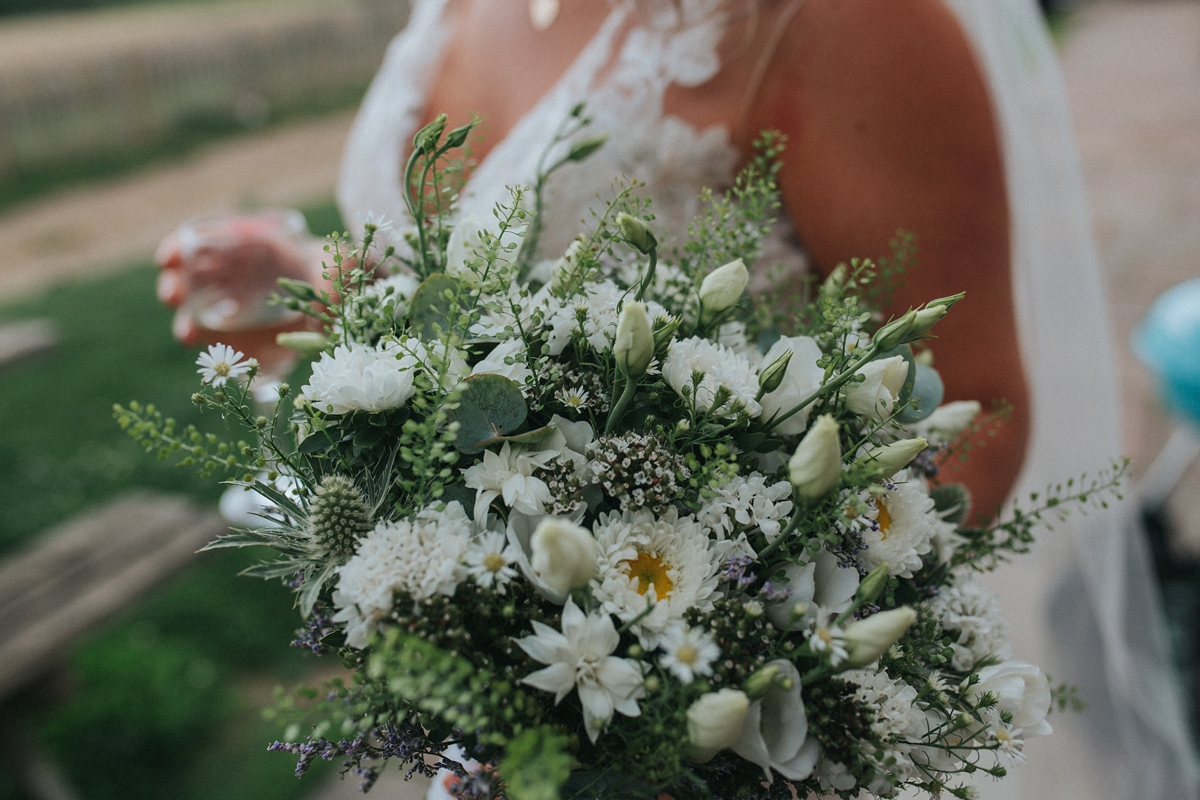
[686,689,751,762]
[613,301,655,379]
[699,258,749,323]
[789,415,842,500]
[843,607,917,667]
[530,517,599,597]
[855,437,928,481]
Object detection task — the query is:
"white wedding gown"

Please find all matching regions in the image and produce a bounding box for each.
[336,1,1198,798]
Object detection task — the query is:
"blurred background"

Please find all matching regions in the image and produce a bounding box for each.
[0,0,1197,798]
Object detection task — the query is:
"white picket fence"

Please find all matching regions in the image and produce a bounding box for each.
[0,0,409,180]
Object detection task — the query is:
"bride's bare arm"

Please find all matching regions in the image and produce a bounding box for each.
[748,0,1029,521]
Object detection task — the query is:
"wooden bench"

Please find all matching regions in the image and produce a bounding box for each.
[0,492,227,800]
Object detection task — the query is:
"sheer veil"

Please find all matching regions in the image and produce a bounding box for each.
[942,2,1198,797]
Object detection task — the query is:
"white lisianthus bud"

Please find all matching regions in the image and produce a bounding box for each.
[855,563,890,605]
[916,400,981,445]
[846,355,909,420]
[276,331,330,358]
[686,689,751,762]
[699,258,749,323]
[872,310,918,351]
[530,517,599,597]
[843,607,917,667]
[618,213,657,254]
[758,348,793,395]
[613,301,655,379]
[789,415,843,500]
[856,437,928,481]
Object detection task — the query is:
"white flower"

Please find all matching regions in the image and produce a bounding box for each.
[613,301,655,378]
[658,624,720,684]
[301,339,421,415]
[843,607,917,667]
[470,339,532,387]
[196,343,255,387]
[462,442,558,523]
[860,472,947,578]
[911,400,981,445]
[699,258,749,321]
[686,689,750,761]
[530,517,599,601]
[697,472,793,542]
[815,757,858,793]
[968,660,1052,739]
[846,355,908,420]
[716,321,761,365]
[332,502,472,648]
[662,336,762,417]
[856,438,929,482]
[788,414,843,500]
[732,659,819,781]
[556,387,590,413]
[591,508,723,649]
[930,577,1012,671]
[807,625,849,667]
[766,548,860,632]
[464,530,519,592]
[759,336,824,434]
[516,598,644,742]
[844,667,931,790]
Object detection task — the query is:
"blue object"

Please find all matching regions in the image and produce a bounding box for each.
[1134,278,1200,425]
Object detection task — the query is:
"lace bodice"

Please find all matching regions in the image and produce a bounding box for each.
[338,0,768,260]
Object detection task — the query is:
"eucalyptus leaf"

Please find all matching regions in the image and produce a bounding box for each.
[448,373,528,454]
[476,423,557,450]
[897,363,945,423]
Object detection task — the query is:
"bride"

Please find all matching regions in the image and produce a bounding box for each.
[338,2,1196,798]
[163,0,1197,796]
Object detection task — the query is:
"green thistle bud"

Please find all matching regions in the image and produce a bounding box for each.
[310,475,372,561]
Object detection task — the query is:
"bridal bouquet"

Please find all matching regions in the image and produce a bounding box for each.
[118,115,1118,800]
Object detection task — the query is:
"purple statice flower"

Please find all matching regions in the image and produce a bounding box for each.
[292,605,337,654]
[758,581,792,603]
[722,555,756,588]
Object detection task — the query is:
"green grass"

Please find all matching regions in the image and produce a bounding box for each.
[0,199,347,800]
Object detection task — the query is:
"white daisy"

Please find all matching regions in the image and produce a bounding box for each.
[556,387,590,414]
[807,625,849,667]
[516,597,644,742]
[657,624,720,684]
[196,343,256,387]
[464,530,519,592]
[590,508,723,649]
[662,336,762,418]
[331,502,472,648]
[860,471,948,578]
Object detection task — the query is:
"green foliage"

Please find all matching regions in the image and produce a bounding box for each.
[410,274,468,341]
[449,373,529,454]
[501,727,576,800]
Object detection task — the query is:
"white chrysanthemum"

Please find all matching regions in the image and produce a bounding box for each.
[517,598,644,742]
[860,472,949,578]
[697,472,793,542]
[332,502,472,648]
[658,624,720,684]
[464,530,520,592]
[930,577,1012,671]
[662,336,762,417]
[196,343,256,387]
[462,442,559,523]
[590,508,723,649]
[843,667,931,793]
[301,339,421,415]
[716,321,762,366]
[470,338,533,387]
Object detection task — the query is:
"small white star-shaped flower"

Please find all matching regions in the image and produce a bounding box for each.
[196,343,256,387]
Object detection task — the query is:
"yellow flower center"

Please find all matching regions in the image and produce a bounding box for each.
[484,552,507,573]
[817,628,834,645]
[876,499,893,540]
[675,644,698,666]
[624,551,674,598]
[214,361,231,377]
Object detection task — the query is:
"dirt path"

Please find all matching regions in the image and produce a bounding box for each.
[0,109,353,302]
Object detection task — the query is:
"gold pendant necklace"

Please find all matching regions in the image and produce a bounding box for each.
[529,0,560,31]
